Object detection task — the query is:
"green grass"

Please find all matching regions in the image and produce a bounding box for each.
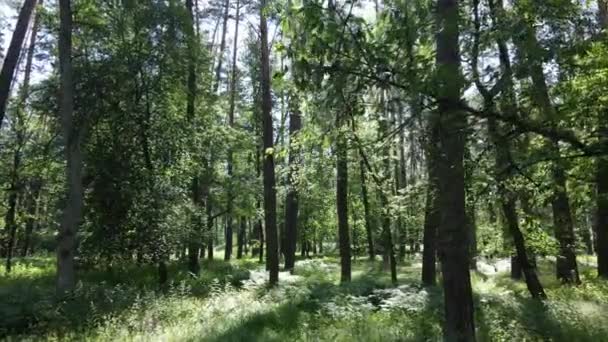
[0,255,607,341]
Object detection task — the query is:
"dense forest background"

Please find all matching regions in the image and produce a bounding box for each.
[0,0,608,340]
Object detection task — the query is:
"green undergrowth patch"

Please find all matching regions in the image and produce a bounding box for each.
[1,256,607,341]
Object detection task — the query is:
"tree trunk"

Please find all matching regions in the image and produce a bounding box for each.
[185,0,201,276]
[57,0,82,294]
[224,0,240,263]
[398,115,408,259]
[595,0,608,279]
[597,154,608,278]
[22,180,42,257]
[481,0,546,298]
[489,114,545,297]
[337,124,351,283]
[0,0,38,127]
[360,157,375,261]
[207,200,214,260]
[259,0,279,284]
[435,0,476,340]
[353,116,375,261]
[512,4,580,284]
[284,95,301,271]
[422,125,439,286]
[237,217,245,259]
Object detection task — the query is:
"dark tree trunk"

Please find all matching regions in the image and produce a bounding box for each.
[0,0,38,127]
[224,0,240,263]
[260,1,279,284]
[237,217,245,259]
[550,161,580,283]
[358,128,374,261]
[284,96,301,271]
[502,196,546,298]
[207,201,214,260]
[56,0,83,295]
[22,180,42,257]
[422,134,439,286]
[511,255,522,280]
[224,216,233,260]
[596,156,608,277]
[435,0,476,340]
[186,0,201,275]
[337,117,351,283]
[397,107,408,260]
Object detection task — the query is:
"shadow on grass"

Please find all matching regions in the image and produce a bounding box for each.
[203,262,444,342]
[475,290,608,342]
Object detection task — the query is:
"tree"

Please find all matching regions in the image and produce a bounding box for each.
[56,0,82,294]
[595,0,608,279]
[284,94,302,271]
[512,0,580,284]
[259,0,279,285]
[0,0,38,128]
[435,0,475,340]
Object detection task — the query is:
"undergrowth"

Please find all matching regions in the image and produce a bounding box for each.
[1,256,607,341]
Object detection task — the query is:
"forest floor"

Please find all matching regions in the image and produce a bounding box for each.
[1,252,607,341]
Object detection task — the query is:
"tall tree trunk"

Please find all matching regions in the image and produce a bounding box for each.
[185,0,201,276]
[237,216,245,259]
[213,0,230,92]
[57,0,82,294]
[435,0,476,340]
[5,0,42,272]
[0,0,38,127]
[337,113,351,283]
[284,95,301,271]
[360,156,375,261]
[398,110,408,259]
[259,0,278,284]
[353,117,375,261]
[482,0,546,298]
[595,0,608,279]
[22,180,42,257]
[422,124,439,286]
[488,115,546,299]
[207,198,214,260]
[515,18,580,283]
[224,0,240,262]
[378,94,397,284]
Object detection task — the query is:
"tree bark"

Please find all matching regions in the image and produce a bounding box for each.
[284,95,301,271]
[595,0,608,279]
[224,0,240,262]
[353,117,375,261]
[185,0,201,276]
[435,0,476,340]
[422,124,439,286]
[0,0,38,127]
[57,0,82,295]
[259,0,278,284]
[337,114,351,283]
[237,216,245,259]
